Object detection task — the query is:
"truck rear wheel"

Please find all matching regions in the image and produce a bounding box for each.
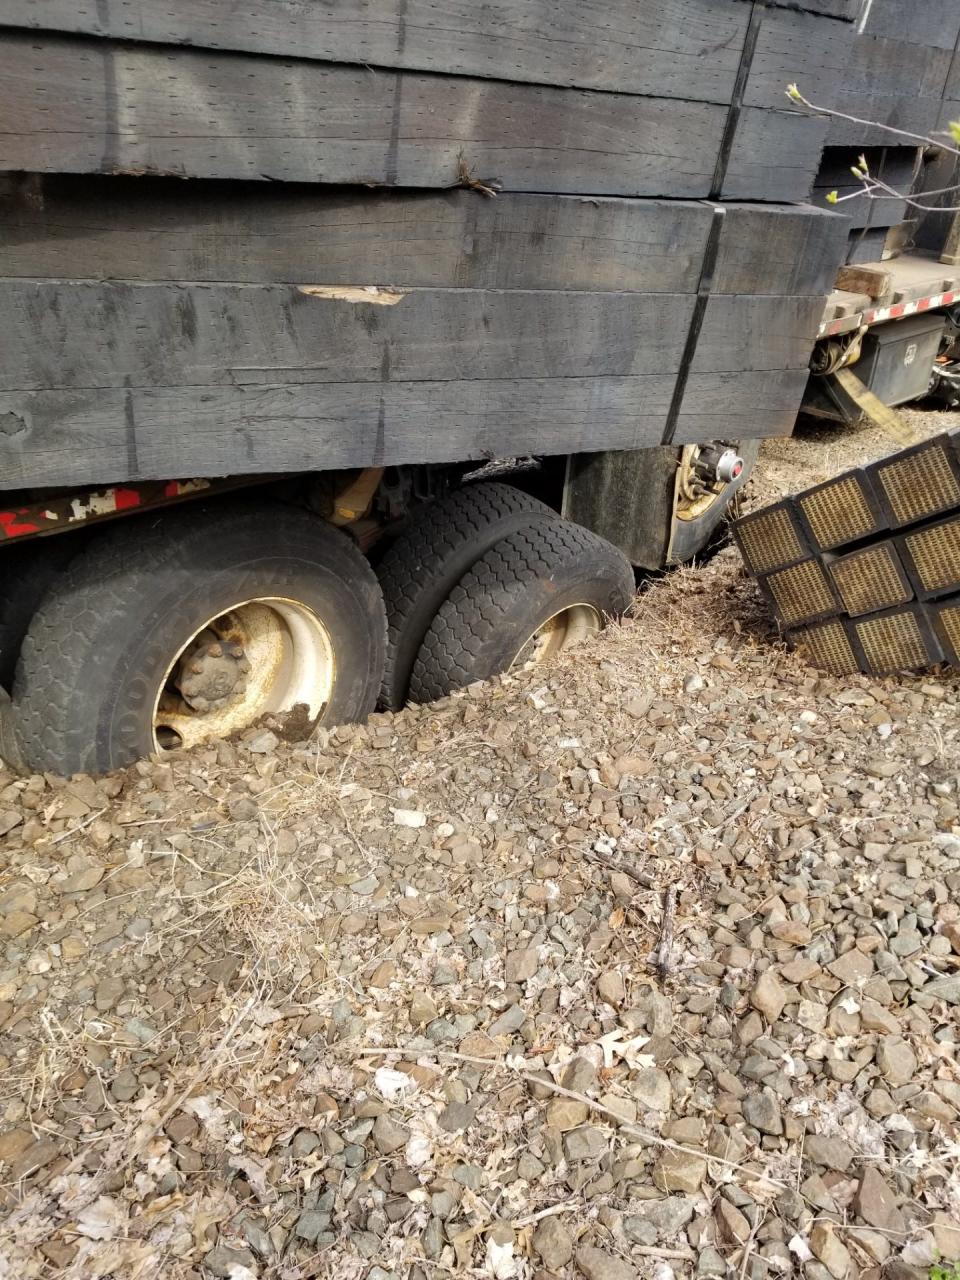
[409,520,635,702]
[375,482,553,709]
[11,505,386,775]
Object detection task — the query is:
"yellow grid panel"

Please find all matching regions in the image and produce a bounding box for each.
[793,620,860,675]
[903,516,960,595]
[875,443,960,527]
[798,474,878,549]
[830,544,911,616]
[767,559,836,627]
[736,506,805,575]
[936,603,960,659]
[855,610,928,672]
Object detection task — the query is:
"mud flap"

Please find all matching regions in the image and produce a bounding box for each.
[563,442,760,570]
[667,440,760,565]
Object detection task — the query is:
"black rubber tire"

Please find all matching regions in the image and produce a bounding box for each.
[410,520,635,703]
[12,504,386,776]
[375,482,554,709]
[0,537,84,691]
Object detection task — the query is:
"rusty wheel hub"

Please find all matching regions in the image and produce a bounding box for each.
[175,625,251,712]
[152,599,336,753]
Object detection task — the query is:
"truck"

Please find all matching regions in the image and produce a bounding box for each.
[0,0,955,776]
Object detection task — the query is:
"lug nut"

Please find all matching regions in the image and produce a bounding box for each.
[207,643,223,658]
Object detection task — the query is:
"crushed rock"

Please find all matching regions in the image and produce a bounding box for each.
[0,413,959,1278]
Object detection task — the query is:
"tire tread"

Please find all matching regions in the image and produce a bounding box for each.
[13,504,385,774]
[410,520,634,702]
[376,481,552,708]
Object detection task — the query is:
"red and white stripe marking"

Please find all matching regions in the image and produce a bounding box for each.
[0,479,210,542]
[819,290,957,338]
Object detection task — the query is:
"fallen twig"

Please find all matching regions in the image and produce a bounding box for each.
[634,1246,697,1261]
[513,1201,579,1228]
[737,1210,766,1280]
[349,1045,789,1189]
[704,788,759,835]
[655,885,677,978]
[584,848,655,890]
[126,962,263,1165]
[42,807,107,847]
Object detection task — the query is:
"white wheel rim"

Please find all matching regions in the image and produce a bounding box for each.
[152,598,335,752]
[511,603,602,670]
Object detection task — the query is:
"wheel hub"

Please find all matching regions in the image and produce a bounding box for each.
[175,625,251,711]
[153,599,336,753]
[511,603,601,669]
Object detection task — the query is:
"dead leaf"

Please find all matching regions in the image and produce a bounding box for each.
[75,1196,127,1241]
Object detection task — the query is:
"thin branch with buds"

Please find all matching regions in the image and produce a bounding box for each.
[785,84,960,214]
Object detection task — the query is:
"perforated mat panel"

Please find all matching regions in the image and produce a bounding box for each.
[733,502,808,575]
[732,433,960,679]
[763,558,839,628]
[929,599,960,664]
[795,472,883,551]
[852,607,938,675]
[900,514,960,598]
[871,436,960,529]
[828,542,912,617]
[790,619,860,675]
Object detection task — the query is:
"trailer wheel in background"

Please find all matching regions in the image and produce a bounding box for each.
[669,439,762,565]
[375,482,554,709]
[409,520,635,703]
[11,505,386,776]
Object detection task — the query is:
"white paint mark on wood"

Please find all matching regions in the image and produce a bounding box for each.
[298,285,407,305]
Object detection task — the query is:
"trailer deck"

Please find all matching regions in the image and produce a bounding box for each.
[819,252,960,338]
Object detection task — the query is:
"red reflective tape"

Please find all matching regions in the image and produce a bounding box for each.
[889,304,905,318]
[918,298,930,311]
[164,481,180,497]
[0,510,42,538]
[114,487,141,510]
[945,292,956,305]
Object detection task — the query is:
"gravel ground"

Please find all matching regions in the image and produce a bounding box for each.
[1,412,959,1280]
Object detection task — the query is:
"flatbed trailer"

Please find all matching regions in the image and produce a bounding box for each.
[818,253,960,339]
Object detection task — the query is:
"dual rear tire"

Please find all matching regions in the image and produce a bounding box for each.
[406,518,635,703]
[1,486,634,775]
[375,482,634,707]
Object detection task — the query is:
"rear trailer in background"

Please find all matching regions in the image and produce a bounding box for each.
[804,225,960,422]
[800,0,960,422]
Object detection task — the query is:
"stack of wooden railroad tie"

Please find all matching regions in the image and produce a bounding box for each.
[733,432,960,676]
[0,0,860,490]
